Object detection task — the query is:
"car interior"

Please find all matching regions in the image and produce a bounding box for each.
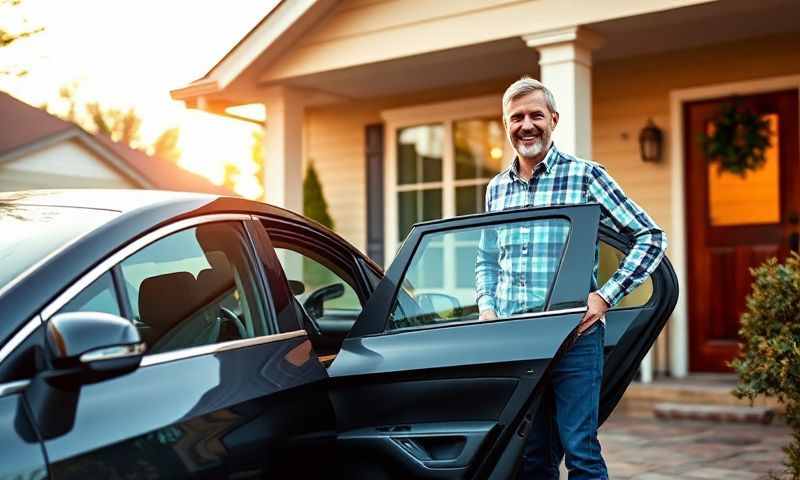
[127,224,267,354]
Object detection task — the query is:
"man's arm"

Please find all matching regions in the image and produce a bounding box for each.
[475,227,500,316]
[587,164,668,307]
[475,186,500,318]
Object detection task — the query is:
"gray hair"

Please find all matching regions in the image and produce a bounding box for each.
[502,77,558,125]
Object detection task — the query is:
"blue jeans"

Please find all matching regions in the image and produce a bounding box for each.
[518,322,608,480]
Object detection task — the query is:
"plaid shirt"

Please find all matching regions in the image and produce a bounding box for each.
[475,144,667,316]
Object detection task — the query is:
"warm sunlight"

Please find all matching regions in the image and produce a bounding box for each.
[0,0,278,199]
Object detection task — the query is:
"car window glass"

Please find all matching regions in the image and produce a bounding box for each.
[388,218,570,330]
[118,222,270,354]
[59,272,121,316]
[597,241,653,308]
[273,247,362,321]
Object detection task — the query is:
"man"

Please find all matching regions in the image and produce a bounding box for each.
[475,77,667,479]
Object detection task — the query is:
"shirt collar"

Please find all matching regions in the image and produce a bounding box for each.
[508,143,559,181]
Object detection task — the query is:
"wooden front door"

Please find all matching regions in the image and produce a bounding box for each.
[685,89,800,372]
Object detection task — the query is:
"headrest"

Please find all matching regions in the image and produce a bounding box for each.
[196,251,235,303]
[138,271,200,344]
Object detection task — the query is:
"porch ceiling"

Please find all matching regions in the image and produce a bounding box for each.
[281,38,538,101]
[265,0,800,103]
[588,0,800,62]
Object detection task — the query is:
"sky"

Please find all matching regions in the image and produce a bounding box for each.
[0,0,280,198]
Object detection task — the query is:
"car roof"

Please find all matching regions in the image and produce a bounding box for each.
[0,189,221,213]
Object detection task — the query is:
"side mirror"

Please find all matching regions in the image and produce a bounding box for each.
[46,312,145,379]
[416,292,464,320]
[303,283,345,319]
[26,312,145,440]
[288,280,306,296]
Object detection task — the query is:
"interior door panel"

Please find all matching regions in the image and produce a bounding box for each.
[329,313,584,479]
[338,421,496,478]
[330,377,517,430]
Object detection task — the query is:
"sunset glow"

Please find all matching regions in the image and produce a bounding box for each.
[0,0,278,199]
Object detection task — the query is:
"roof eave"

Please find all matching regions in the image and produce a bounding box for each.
[169,0,329,104]
[169,78,221,102]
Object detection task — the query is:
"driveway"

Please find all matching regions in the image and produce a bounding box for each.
[560,413,792,479]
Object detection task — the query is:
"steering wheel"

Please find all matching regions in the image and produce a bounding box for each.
[293,297,322,338]
[218,306,248,340]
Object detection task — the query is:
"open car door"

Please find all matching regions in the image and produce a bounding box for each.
[328,204,677,479]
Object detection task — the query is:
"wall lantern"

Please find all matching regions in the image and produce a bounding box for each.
[639,118,663,163]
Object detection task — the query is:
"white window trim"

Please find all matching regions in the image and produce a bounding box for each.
[381,94,506,264]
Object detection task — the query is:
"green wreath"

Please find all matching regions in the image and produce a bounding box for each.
[700,102,771,177]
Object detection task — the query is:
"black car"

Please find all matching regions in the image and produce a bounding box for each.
[0,190,677,479]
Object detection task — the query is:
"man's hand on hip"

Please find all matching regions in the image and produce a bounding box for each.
[578,292,610,333]
[479,309,498,321]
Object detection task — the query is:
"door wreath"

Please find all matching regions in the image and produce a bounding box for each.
[700,102,772,177]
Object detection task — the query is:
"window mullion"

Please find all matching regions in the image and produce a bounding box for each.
[442,120,455,292]
[443,119,455,219]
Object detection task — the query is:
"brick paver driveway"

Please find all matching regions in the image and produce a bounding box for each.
[557,414,793,479]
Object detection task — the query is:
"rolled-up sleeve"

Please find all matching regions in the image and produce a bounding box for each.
[587,165,667,307]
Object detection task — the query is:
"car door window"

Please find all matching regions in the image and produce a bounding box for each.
[59,271,121,316]
[115,222,270,353]
[273,247,362,322]
[389,218,570,330]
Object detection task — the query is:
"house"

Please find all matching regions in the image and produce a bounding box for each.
[0,91,231,195]
[171,0,800,379]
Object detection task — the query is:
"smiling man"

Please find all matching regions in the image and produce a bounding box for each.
[475,77,667,479]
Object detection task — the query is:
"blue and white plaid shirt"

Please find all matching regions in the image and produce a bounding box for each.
[475,144,667,316]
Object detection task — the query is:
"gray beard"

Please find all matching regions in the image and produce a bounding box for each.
[514,136,545,159]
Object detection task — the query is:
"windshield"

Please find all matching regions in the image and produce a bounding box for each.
[0,203,117,291]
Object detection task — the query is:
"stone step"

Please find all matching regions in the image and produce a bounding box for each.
[615,375,785,420]
[653,402,775,424]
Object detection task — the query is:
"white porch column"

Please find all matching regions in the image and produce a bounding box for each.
[523,27,604,159]
[262,86,305,213]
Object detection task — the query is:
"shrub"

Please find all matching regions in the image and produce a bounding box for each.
[302,161,335,286]
[303,161,334,230]
[731,253,800,478]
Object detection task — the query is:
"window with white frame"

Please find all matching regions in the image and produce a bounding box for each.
[384,95,510,259]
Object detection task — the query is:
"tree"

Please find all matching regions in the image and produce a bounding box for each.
[49,82,177,158]
[151,127,181,164]
[0,0,43,76]
[303,161,334,229]
[86,103,142,148]
[222,163,240,192]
